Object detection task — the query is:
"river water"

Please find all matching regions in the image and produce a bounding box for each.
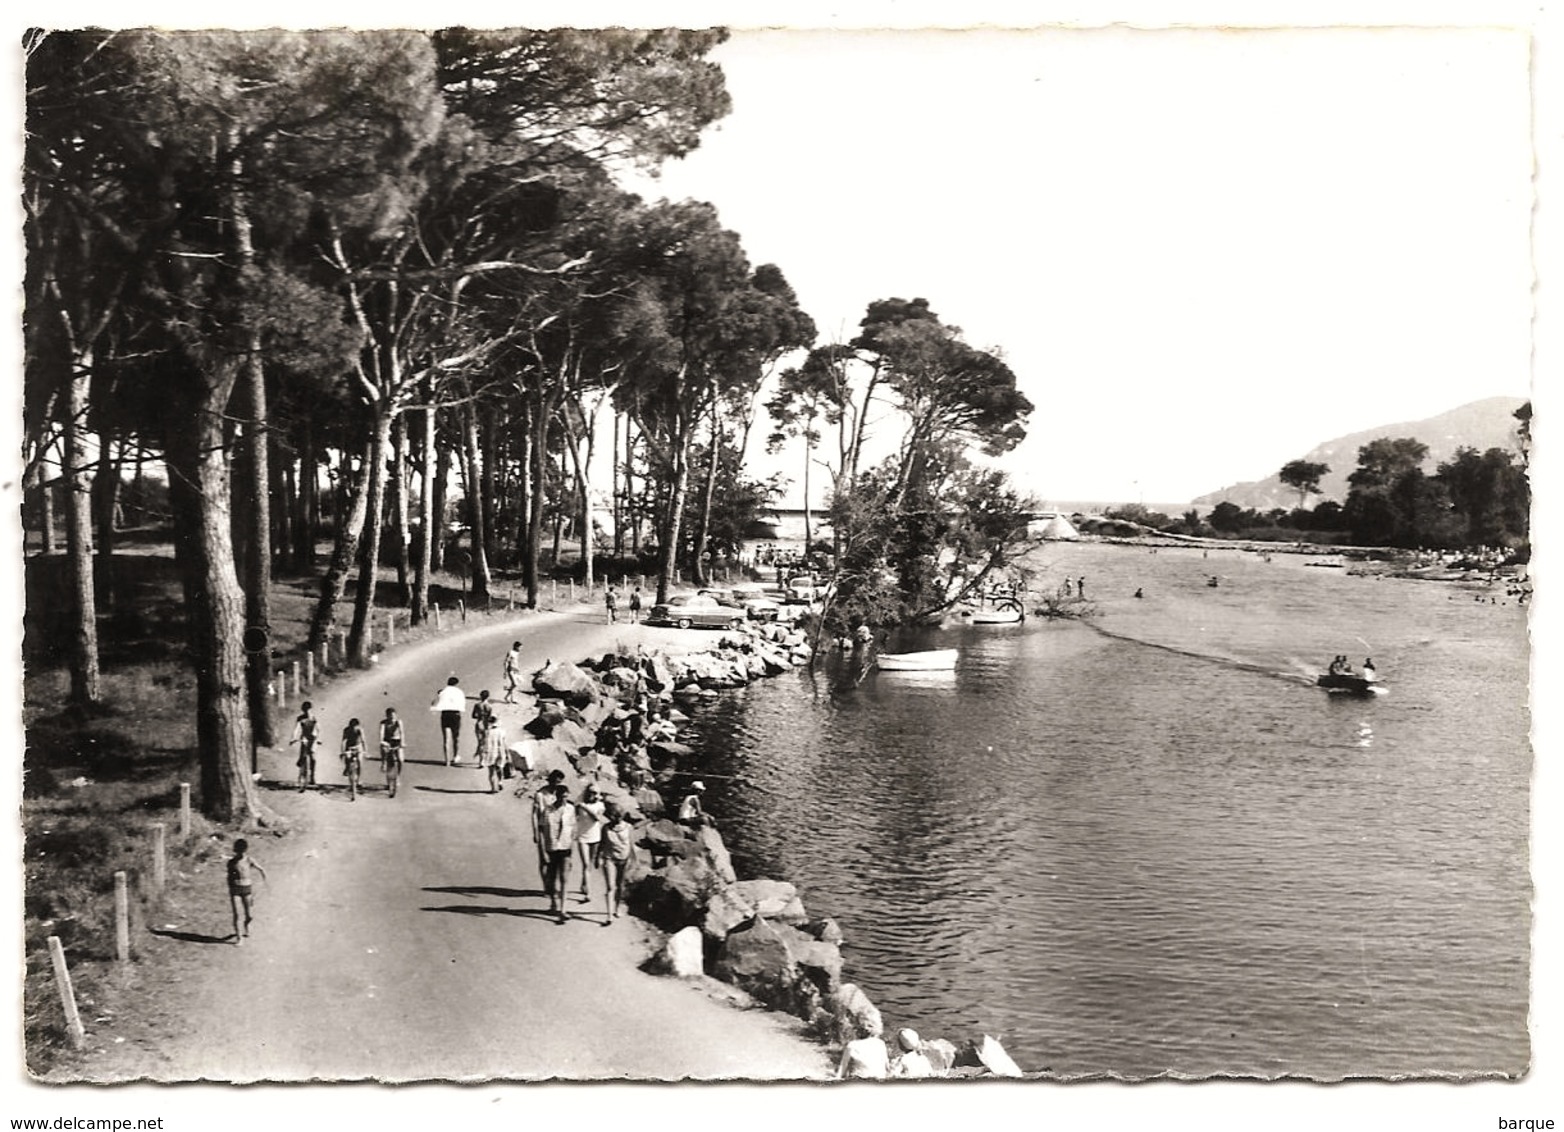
[676,541,1532,1080]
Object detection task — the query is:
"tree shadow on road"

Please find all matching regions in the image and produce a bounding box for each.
[414,785,496,795]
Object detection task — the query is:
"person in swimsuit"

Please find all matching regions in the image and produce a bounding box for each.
[379,707,405,798]
[340,718,366,801]
[226,838,267,946]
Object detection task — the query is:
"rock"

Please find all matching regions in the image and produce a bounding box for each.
[550,719,596,752]
[713,917,843,1020]
[924,1037,959,1074]
[701,884,757,940]
[733,878,806,922]
[802,917,844,945]
[697,825,738,884]
[532,660,600,708]
[650,925,705,978]
[628,853,721,932]
[827,982,884,1046]
[603,665,643,694]
[633,785,666,820]
[640,818,702,861]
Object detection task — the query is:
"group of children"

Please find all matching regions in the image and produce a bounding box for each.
[289,702,406,801]
[528,769,638,924]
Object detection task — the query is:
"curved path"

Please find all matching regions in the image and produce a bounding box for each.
[101,605,830,1082]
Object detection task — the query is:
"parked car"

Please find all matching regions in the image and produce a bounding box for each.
[784,573,826,603]
[646,592,748,630]
[729,585,781,622]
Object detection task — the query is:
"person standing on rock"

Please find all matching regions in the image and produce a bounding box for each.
[379,707,405,798]
[538,783,577,923]
[431,675,466,765]
[502,641,522,703]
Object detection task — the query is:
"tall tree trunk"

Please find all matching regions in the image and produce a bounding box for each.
[270,434,293,578]
[525,398,549,601]
[297,415,319,572]
[611,411,623,558]
[163,379,271,823]
[411,401,435,623]
[460,401,491,604]
[62,364,99,704]
[389,411,412,606]
[479,411,499,569]
[91,431,119,610]
[516,402,537,607]
[690,402,722,586]
[431,426,451,574]
[39,472,58,555]
[307,445,371,653]
[348,408,391,664]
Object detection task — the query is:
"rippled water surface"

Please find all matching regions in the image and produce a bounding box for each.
[677,543,1531,1079]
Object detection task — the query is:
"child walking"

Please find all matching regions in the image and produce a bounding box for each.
[599,806,637,922]
[226,838,267,945]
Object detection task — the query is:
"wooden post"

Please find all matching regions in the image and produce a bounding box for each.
[459,600,466,622]
[306,651,316,687]
[435,604,442,631]
[568,579,575,603]
[150,823,166,892]
[113,871,130,962]
[551,579,557,606]
[276,670,287,708]
[387,613,395,648]
[179,782,191,838]
[337,630,347,663]
[291,660,300,699]
[47,937,86,1049]
[273,679,282,709]
[319,642,329,674]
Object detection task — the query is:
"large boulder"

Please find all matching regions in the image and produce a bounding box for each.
[696,825,738,884]
[550,719,596,752]
[826,982,884,1045]
[648,925,705,978]
[712,917,843,1021]
[532,660,601,708]
[733,878,806,923]
[627,852,722,932]
[701,883,757,941]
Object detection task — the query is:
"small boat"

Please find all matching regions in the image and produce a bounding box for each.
[1316,672,1382,694]
[876,648,958,672]
[970,607,1023,625]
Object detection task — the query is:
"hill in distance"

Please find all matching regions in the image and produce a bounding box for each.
[1193,396,1528,511]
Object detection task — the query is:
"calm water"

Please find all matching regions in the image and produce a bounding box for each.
[677,542,1532,1079]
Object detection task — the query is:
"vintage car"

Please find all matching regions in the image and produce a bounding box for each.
[646,592,749,630]
[728,585,782,622]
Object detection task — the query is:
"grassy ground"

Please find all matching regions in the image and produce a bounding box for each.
[19,542,546,1075]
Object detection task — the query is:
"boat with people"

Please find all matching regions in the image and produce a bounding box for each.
[876,648,959,671]
[1317,655,1382,694]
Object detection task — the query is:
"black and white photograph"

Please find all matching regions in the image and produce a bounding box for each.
[9,3,1560,1129]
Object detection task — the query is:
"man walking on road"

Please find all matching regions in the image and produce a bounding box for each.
[539,783,577,923]
[503,641,522,703]
[431,675,466,765]
[605,585,619,624]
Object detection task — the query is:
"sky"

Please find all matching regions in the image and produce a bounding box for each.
[622,24,1534,507]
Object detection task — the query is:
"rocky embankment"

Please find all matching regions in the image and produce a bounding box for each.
[518,622,990,1076]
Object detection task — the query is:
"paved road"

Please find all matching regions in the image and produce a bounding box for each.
[126,606,830,1082]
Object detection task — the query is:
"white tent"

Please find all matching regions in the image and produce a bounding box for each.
[1030,512,1080,541]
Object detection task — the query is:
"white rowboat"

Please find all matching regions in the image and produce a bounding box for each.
[875,648,958,671]
[970,608,1023,625]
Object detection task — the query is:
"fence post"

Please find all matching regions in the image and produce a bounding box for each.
[459,600,466,622]
[387,613,395,648]
[568,579,575,603]
[551,579,557,606]
[47,937,86,1049]
[276,670,287,709]
[114,871,130,963]
[292,661,300,699]
[179,783,191,839]
[337,630,348,664]
[319,642,329,675]
[435,604,442,631]
[306,651,316,688]
[150,823,166,893]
